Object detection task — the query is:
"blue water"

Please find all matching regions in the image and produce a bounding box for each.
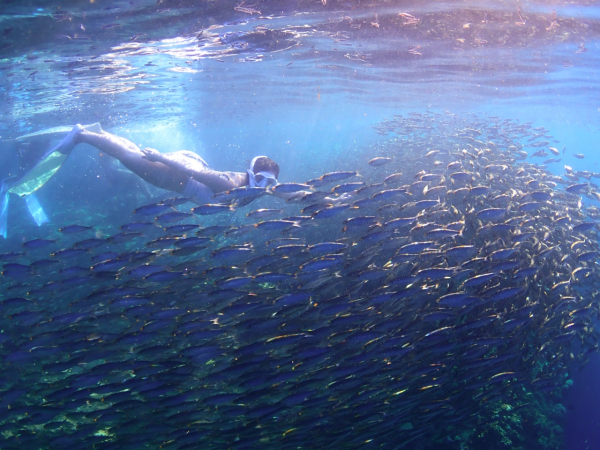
[565,351,600,450]
[1,1,600,448]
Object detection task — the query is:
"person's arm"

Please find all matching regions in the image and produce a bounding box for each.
[141,147,245,194]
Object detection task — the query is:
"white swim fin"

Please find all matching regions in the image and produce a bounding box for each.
[0,192,8,239]
[0,123,104,238]
[25,193,49,226]
[8,123,104,198]
[8,122,103,142]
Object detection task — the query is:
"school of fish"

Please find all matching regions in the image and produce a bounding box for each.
[0,111,599,449]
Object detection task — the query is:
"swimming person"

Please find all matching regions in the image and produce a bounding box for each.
[67,124,280,205]
[1,123,280,238]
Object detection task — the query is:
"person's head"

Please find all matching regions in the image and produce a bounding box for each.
[247,156,280,188]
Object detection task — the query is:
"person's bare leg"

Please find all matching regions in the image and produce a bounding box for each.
[74,129,189,194]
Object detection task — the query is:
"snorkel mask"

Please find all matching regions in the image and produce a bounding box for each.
[247,156,278,188]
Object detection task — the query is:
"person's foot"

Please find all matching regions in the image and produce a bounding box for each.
[56,124,84,154]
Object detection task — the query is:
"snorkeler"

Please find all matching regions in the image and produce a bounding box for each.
[68,124,280,205]
[0,123,280,238]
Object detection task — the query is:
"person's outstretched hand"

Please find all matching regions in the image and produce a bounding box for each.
[141,147,163,162]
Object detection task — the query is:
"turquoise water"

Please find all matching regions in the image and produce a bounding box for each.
[1,1,599,449]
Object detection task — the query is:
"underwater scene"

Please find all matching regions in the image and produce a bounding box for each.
[1,0,600,449]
